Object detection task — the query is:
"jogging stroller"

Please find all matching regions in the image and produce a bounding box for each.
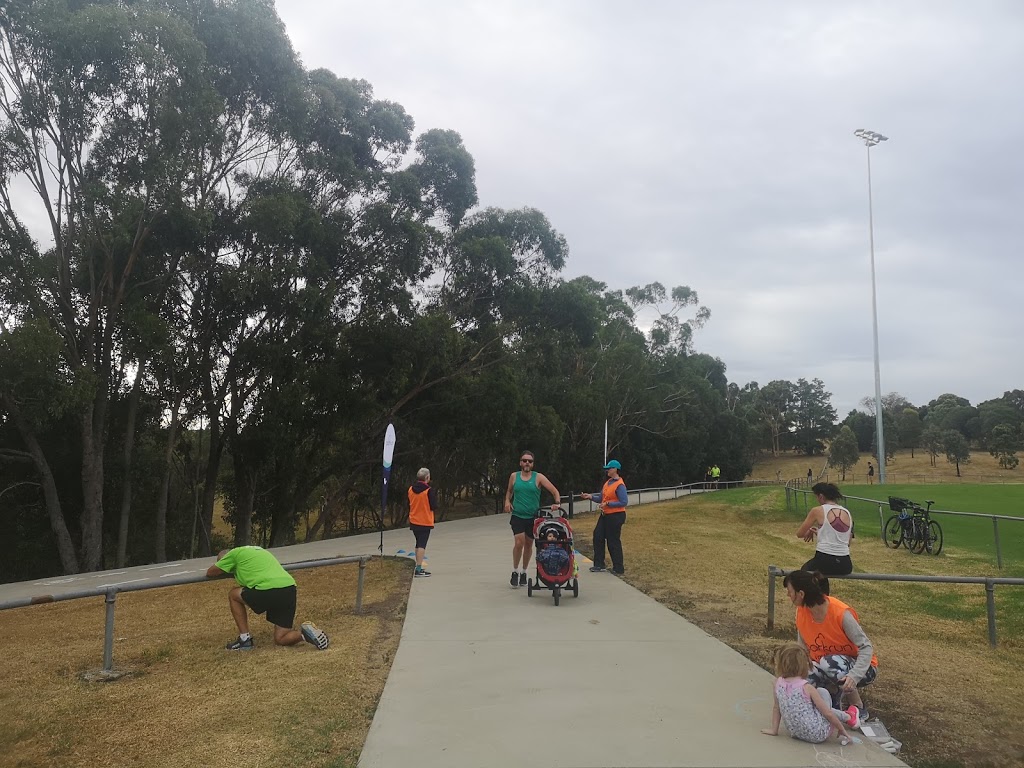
[527,510,579,605]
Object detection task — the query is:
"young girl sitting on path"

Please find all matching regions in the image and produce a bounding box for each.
[761,642,859,745]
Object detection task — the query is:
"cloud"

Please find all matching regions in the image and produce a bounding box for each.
[278,1,1024,413]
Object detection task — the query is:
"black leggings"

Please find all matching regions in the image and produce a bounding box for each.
[802,552,852,595]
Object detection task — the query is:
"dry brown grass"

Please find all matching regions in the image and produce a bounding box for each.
[573,489,1024,768]
[749,447,1021,486]
[0,559,411,768]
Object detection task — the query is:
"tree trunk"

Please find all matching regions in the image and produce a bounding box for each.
[155,395,182,562]
[2,394,80,574]
[115,363,146,567]
[233,457,256,547]
[198,415,223,557]
[79,397,107,571]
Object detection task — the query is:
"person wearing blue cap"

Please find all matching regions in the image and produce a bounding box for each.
[581,459,628,574]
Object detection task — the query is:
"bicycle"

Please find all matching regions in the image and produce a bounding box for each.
[884,496,943,555]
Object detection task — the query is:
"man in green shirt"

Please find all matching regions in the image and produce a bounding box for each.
[503,450,562,588]
[206,546,329,651]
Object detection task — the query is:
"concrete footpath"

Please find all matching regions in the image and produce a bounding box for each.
[357,513,906,768]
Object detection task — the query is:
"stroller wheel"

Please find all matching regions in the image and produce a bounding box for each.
[572,578,579,598]
[527,578,533,597]
[553,587,560,606]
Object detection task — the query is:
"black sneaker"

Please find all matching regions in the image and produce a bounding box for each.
[226,635,254,651]
[518,571,528,587]
[510,570,519,588]
[414,566,431,578]
[589,565,607,572]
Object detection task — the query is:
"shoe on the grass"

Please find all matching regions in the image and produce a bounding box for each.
[518,571,528,586]
[300,622,330,650]
[414,566,431,577]
[510,570,519,588]
[226,635,254,651]
[856,707,869,725]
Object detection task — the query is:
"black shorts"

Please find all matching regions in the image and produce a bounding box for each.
[509,515,536,536]
[410,524,432,549]
[241,585,296,629]
[802,552,853,576]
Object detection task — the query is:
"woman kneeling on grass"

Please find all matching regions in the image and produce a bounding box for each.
[784,570,877,720]
[761,642,858,745]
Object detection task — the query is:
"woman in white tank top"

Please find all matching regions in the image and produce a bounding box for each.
[795,483,853,594]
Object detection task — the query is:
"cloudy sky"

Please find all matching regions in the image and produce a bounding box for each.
[276,0,1024,416]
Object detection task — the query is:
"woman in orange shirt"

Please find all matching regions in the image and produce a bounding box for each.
[783,569,878,721]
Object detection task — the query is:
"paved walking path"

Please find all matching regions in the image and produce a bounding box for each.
[0,511,906,767]
[356,514,905,768]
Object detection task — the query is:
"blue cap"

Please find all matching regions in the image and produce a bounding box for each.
[603,459,621,470]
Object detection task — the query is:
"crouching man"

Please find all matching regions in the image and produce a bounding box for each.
[206,545,329,651]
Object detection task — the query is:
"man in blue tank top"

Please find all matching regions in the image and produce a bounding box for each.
[503,450,562,588]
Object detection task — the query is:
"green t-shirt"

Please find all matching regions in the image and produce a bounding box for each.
[511,472,541,518]
[215,546,296,590]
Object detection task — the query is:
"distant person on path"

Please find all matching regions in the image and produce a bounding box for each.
[704,466,712,490]
[408,467,438,578]
[206,546,329,651]
[867,462,875,485]
[796,482,853,595]
[581,459,628,574]
[761,642,858,745]
[784,570,877,719]
[504,451,561,588]
[711,464,721,489]
[807,468,813,486]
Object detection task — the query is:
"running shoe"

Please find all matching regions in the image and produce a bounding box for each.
[225,635,254,651]
[300,622,330,650]
[518,571,528,586]
[510,570,519,588]
[414,566,431,577]
[845,705,859,729]
[589,565,607,572]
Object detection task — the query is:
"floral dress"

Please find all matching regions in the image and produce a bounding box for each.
[775,677,832,743]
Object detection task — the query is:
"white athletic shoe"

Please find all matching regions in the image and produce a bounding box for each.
[300,622,330,650]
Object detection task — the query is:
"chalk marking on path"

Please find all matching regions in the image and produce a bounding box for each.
[159,570,193,578]
[140,562,183,571]
[33,577,77,586]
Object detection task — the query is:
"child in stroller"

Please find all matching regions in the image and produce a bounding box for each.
[528,512,579,605]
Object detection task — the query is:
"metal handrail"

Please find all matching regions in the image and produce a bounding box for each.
[766,565,1024,648]
[0,554,375,674]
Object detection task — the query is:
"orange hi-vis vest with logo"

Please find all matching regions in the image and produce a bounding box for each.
[408,485,434,527]
[797,596,878,668]
[601,477,626,514]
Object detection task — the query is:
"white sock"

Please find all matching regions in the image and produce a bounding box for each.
[239,632,251,641]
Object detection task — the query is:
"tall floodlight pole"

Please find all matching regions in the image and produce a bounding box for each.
[854,128,888,484]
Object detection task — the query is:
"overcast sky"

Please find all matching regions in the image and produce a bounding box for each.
[277,0,1023,416]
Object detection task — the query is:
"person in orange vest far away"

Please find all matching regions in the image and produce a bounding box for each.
[581,459,628,575]
[408,467,438,577]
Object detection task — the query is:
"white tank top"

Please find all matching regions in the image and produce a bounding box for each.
[816,503,852,556]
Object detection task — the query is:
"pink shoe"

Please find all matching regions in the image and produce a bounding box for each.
[845,705,860,729]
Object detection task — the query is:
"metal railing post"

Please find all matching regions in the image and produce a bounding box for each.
[103,590,117,672]
[355,558,366,614]
[767,567,777,631]
[986,581,997,648]
[993,518,1003,570]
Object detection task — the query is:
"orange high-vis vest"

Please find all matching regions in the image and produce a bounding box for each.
[796,596,878,668]
[408,485,434,527]
[601,477,626,514]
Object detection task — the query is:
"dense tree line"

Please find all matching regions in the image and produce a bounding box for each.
[0,0,758,580]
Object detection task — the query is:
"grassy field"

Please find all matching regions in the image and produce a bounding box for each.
[0,559,411,768]
[569,486,1024,768]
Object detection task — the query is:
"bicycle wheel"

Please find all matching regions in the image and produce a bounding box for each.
[925,520,943,555]
[883,516,903,549]
[908,520,926,554]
